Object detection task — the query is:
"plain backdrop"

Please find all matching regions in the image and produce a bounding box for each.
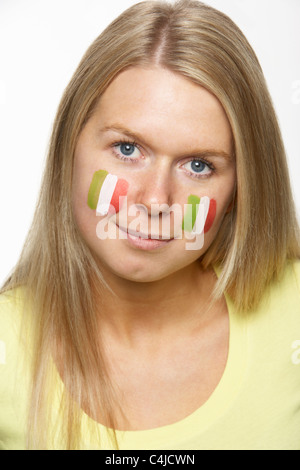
[0,0,299,285]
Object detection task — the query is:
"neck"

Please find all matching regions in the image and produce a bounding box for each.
[96,261,217,345]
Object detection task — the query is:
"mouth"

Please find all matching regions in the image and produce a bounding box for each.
[116,224,174,251]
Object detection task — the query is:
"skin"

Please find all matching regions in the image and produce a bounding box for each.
[72,66,236,430]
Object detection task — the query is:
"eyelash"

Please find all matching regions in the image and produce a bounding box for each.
[182,159,215,179]
[111,139,142,162]
[111,139,216,178]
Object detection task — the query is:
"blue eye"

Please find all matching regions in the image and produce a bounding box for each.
[183,159,213,177]
[113,141,142,160]
[191,160,206,173]
[120,143,135,156]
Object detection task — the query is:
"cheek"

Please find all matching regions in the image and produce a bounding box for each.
[204,198,216,233]
[182,195,217,234]
[109,178,129,213]
[85,170,219,239]
[87,169,129,215]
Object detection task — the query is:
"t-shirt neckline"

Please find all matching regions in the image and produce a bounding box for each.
[52,271,248,448]
[111,291,247,448]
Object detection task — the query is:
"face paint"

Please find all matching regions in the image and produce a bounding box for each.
[182,195,200,232]
[182,196,216,234]
[88,170,129,215]
[204,198,216,233]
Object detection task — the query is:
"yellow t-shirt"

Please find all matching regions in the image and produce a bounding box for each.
[1,261,300,450]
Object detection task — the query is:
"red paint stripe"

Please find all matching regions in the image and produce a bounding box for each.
[204,199,216,233]
[109,178,129,213]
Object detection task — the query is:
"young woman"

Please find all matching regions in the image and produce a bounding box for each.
[0,0,299,450]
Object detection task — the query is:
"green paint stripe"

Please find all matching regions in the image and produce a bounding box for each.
[182,195,201,232]
[87,170,108,210]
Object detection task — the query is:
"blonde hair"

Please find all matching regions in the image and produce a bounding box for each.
[2,0,299,449]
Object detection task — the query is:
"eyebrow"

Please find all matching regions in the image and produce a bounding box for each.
[100,125,147,146]
[100,124,233,162]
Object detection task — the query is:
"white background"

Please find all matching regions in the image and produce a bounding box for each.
[0,0,299,285]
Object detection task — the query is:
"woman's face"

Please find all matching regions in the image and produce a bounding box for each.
[72,66,236,282]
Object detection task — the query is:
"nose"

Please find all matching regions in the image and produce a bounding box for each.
[134,162,173,216]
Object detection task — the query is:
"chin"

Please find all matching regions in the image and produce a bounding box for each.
[109,263,173,283]
[99,251,199,284]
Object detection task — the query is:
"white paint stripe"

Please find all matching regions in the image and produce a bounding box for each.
[192,196,210,234]
[96,174,118,216]
[0,340,6,364]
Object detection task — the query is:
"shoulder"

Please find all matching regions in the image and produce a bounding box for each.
[0,287,25,310]
[0,287,29,450]
[0,286,32,375]
[0,288,25,340]
[248,259,300,334]
[264,259,300,312]
[245,260,300,330]
[276,259,300,302]
[0,286,27,366]
[292,259,300,292]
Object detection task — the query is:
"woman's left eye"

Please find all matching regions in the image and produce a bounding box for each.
[113,142,142,160]
[182,159,213,177]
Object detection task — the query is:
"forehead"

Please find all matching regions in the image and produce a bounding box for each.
[91,66,233,154]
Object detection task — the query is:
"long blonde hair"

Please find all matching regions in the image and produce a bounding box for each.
[2,0,299,449]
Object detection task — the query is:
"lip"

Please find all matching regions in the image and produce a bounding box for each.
[117,225,174,251]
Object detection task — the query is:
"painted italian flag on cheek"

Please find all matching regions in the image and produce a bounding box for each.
[182,195,217,234]
[88,170,129,215]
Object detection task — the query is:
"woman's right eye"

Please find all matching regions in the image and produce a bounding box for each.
[112,142,142,161]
